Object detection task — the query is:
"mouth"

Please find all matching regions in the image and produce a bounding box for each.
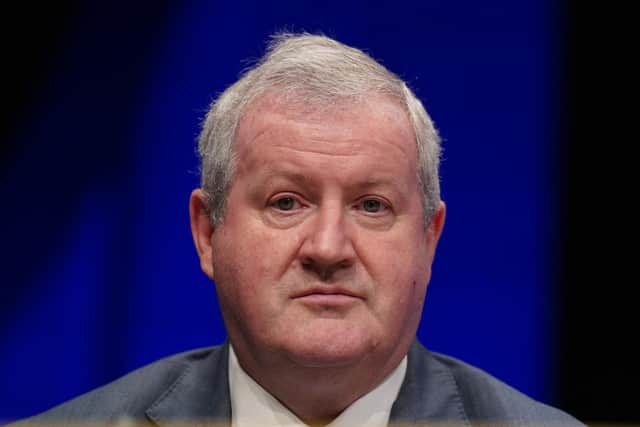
[291,287,364,306]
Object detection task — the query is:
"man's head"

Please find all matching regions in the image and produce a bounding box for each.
[197,33,442,227]
[189,33,445,419]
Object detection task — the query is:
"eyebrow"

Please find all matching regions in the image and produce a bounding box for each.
[355,178,398,188]
[255,164,408,197]
[350,175,410,196]
[259,168,314,186]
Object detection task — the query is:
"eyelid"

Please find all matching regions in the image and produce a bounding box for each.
[355,196,392,214]
[268,192,306,211]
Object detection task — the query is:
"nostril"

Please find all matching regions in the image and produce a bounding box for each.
[301,257,321,275]
[337,259,352,269]
[299,256,353,282]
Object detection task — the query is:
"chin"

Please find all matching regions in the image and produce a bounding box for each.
[279,324,378,368]
[285,345,368,368]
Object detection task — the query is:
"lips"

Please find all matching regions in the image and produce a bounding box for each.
[291,286,364,301]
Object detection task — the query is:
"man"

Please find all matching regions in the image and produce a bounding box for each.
[13,33,582,426]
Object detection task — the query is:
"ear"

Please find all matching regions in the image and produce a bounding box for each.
[425,201,446,262]
[189,189,215,280]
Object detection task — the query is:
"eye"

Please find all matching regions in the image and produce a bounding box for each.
[271,195,302,211]
[359,198,388,214]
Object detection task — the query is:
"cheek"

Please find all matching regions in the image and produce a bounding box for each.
[211,221,302,300]
[363,238,430,316]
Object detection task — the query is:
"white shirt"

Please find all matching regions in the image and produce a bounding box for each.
[228,345,407,427]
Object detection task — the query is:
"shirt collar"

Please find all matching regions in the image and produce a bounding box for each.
[228,345,407,427]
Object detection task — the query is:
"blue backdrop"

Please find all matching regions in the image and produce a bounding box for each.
[1,0,566,421]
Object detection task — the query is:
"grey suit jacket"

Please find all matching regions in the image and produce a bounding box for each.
[11,341,583,426]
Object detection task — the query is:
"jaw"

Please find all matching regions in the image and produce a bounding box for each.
[224,298,419,423]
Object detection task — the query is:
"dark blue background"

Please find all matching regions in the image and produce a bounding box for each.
[1,0,568,421]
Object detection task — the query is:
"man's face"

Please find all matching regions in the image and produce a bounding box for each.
[194,94,444,375]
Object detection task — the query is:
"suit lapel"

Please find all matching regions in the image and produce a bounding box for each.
[390,341,470,426]
[143,340,468,426]
[146,342,232,426]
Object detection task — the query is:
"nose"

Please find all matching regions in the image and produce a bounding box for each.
[298,203,356,280]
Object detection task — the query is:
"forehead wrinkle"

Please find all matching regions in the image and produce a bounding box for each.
[293,120,416,162]
[238,99,416,162]
[238,134,417,192]
[262,133,417,165]
[266,141,364,159]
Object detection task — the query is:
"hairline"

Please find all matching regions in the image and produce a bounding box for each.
[197,33,441,228]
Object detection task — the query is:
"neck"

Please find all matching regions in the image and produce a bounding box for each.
[232,344,406,424]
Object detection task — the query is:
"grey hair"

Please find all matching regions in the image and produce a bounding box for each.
[197,33,442,226]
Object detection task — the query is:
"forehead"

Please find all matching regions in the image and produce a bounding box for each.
[234,92,417,162]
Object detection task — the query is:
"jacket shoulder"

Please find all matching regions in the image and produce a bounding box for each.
[429,350,584,426]
[10,345,225,426]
